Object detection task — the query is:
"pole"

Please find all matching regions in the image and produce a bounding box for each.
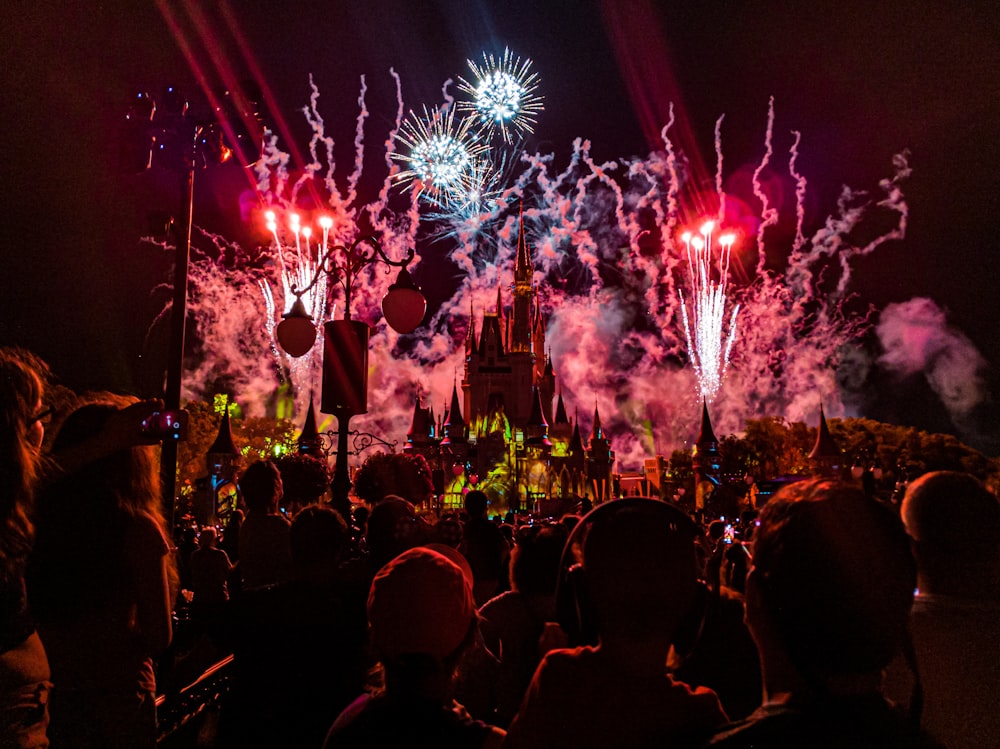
[161,160,194,530]
[330,414,353,522]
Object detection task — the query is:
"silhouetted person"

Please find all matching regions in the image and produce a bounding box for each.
[237,460,293,591]
[505,499,726,748]
[460,491,509,606]
[884,471,1000,749]
[707,479,941,748]
[228,505,370,748]
[477,521,568,726]
[0,348,53,748]
[188,526,232,637]
[323,547,504,748]
[29,396,175,749]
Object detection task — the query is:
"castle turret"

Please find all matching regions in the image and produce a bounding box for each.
[586,403,615,503]
[404,395,434,451]
[206,399,242,522]
[296,396,323,457]
[510,204,534,354]
[525,386,551,446]
[692,399,721,513]
[809,403,843,477]
[692,399,720,484]
[441,380,467,447]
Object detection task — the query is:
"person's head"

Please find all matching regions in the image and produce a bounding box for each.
[563,499,700,644]
[511,522,568,596]
[0,347,49,572]
[464,489,489,518]
[367,547,477,695]
[902,471,1000,597]
[52,395,161,516]
[748,479,915,686]
[239,460,283,514]
[198,526,218,550]
[352,451,435,506]
[290,504,350,578]
[365,496,427,571]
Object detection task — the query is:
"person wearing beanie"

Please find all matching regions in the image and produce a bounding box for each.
[323,547,505,748]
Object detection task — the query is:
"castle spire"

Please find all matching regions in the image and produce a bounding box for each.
[296,395,322,456]
[208,398,239,457]
[515,201,533,282]
[554,388,569,425]
[442,379,466,446]
[466,301,478,355]
[809,402,843,477]
[590,400,604,443]
[525,385,551,445]
[695,398,718,445]
[809,404,842,457]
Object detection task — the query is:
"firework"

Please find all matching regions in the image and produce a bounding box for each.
[171,73,914,473]
[261,208,330,354]
[392,105,488,200]
[678,221,741,403]
[458,48,543,144]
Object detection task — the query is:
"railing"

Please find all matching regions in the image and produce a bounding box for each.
[156,654,234,745]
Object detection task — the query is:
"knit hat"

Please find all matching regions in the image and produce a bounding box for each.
[368,547,476,661]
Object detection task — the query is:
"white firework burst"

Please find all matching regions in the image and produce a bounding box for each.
[457,48,543,144]
[392,105,488,198]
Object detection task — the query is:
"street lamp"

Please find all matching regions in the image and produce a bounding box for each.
[271,226,427,519]
[122,84,263,525]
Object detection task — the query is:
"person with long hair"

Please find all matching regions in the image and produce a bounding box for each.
[0,348,52,748]
[27,395,176,749]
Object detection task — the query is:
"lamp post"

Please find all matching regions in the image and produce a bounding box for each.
[122,85,263,526]
[272,228,427,520]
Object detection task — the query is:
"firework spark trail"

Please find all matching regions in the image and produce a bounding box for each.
[715,115,726,222]
[678,223,740,402]
[789,130,808,252]
[169,69,921,468]
[752,97,778,276]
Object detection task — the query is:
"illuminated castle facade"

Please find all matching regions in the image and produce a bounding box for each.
[404,213,615,512]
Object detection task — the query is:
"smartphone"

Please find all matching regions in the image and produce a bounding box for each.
[141,409,189,440]
[723,523,735,544]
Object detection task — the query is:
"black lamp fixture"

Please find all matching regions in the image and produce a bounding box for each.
[269,218,427,517]
[274,230,427,354]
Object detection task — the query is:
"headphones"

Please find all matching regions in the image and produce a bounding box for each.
[555,497,709,653]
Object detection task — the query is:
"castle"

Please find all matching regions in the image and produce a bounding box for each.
[403,211,616,512]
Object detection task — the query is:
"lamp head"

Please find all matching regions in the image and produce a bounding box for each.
[276,297,317,357]
[382,266,427,335]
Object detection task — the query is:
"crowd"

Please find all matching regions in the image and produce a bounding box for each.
[2,344,998,748]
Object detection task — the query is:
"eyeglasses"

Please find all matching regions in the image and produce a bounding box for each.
[32,406,53,425]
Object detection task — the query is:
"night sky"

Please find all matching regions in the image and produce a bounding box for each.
[3,1,999,454]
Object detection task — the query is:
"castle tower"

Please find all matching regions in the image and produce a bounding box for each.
[809,403,843,477]
[441,380,467,448]
[296,396,323,457]
[510,204,534,354]
[586,403,615,504]
[692,399,721,484]
[538,352,556,424]
[404,394,435,452]
[549,389,571,457]
[206,400,241,521]
[692,399,721,514]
